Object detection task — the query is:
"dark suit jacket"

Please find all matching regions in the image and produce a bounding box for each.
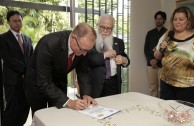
[0,58,3,121]
[24,30,91,109]
[0,30,33,86]
[144,27,167,67]
[87,37,130,98]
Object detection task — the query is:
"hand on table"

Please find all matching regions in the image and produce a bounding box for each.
[66,99,87,110]
[82,95,98,107]
[66,95,97,110]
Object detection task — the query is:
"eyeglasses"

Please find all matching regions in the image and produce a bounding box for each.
[99,25,113,32]
[74,36,94,53]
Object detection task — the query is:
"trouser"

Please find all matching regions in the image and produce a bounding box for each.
[100,75,119,97]
[160,80,194,104]
[147,66,161,97]
[3,84,30,126]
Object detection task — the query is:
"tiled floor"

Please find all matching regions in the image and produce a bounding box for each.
[24,87,78,126]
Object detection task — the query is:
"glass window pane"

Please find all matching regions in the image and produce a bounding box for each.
[14,0,69,6]
[0,6,70,45]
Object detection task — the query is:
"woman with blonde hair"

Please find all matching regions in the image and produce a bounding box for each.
[154,6,194,103]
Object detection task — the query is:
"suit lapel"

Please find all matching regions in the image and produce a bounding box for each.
[61,31,71,72]
[8,30,24,55]
[7,30,18,47]
[71,55,81,69]
[113,37,120,55]
[113,38,122,92]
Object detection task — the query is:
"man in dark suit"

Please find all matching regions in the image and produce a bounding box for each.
[0,59,2,125]
[144,11,167,97]
[0,10,33,126]
[87,14,130,98]
[24,22,97,116]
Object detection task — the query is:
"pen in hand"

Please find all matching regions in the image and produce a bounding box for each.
[76,94,81,99]
[76,94,89,109]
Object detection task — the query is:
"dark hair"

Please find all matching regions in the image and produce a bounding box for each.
[154,11,167,21]
[170,6,194,31]
[6,10,23,21]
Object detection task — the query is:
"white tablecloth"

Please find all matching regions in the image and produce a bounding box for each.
[31,92,181,126]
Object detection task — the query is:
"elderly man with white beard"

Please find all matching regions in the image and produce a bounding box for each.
[87,14,130,98]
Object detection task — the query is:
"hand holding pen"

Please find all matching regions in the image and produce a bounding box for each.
[66,98,88,110]
[76,94,97,107]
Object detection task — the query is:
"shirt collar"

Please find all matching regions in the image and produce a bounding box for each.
[10,29,21,37]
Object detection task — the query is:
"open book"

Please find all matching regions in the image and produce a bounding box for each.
[77,105,120,120]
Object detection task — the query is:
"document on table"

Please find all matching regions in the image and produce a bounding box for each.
[77,105,120,120]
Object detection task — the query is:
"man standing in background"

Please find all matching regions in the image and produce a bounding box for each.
[0,10,33,126]
[144,11,167,97]
[88,14,130,98]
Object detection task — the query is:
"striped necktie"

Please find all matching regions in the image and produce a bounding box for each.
[16,34,24,54]
[103,45,111,78]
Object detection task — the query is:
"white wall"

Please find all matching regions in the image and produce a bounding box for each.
[129,0,176,94]
[161,0,177,28]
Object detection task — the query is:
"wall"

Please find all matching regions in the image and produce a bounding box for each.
[129,0,176,94]
[161,0,177,28]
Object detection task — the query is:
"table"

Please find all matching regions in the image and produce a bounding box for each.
[31,92,175,126]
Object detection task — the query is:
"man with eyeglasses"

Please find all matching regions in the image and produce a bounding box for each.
[24,22,97,116]
[87,14,130,98]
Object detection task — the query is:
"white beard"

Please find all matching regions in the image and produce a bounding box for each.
[95,31,113,53]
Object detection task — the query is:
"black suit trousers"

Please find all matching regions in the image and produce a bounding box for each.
[100,76,119,97]
[2,82,29,126]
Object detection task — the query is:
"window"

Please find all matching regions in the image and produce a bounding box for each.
[0,0,131,93]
